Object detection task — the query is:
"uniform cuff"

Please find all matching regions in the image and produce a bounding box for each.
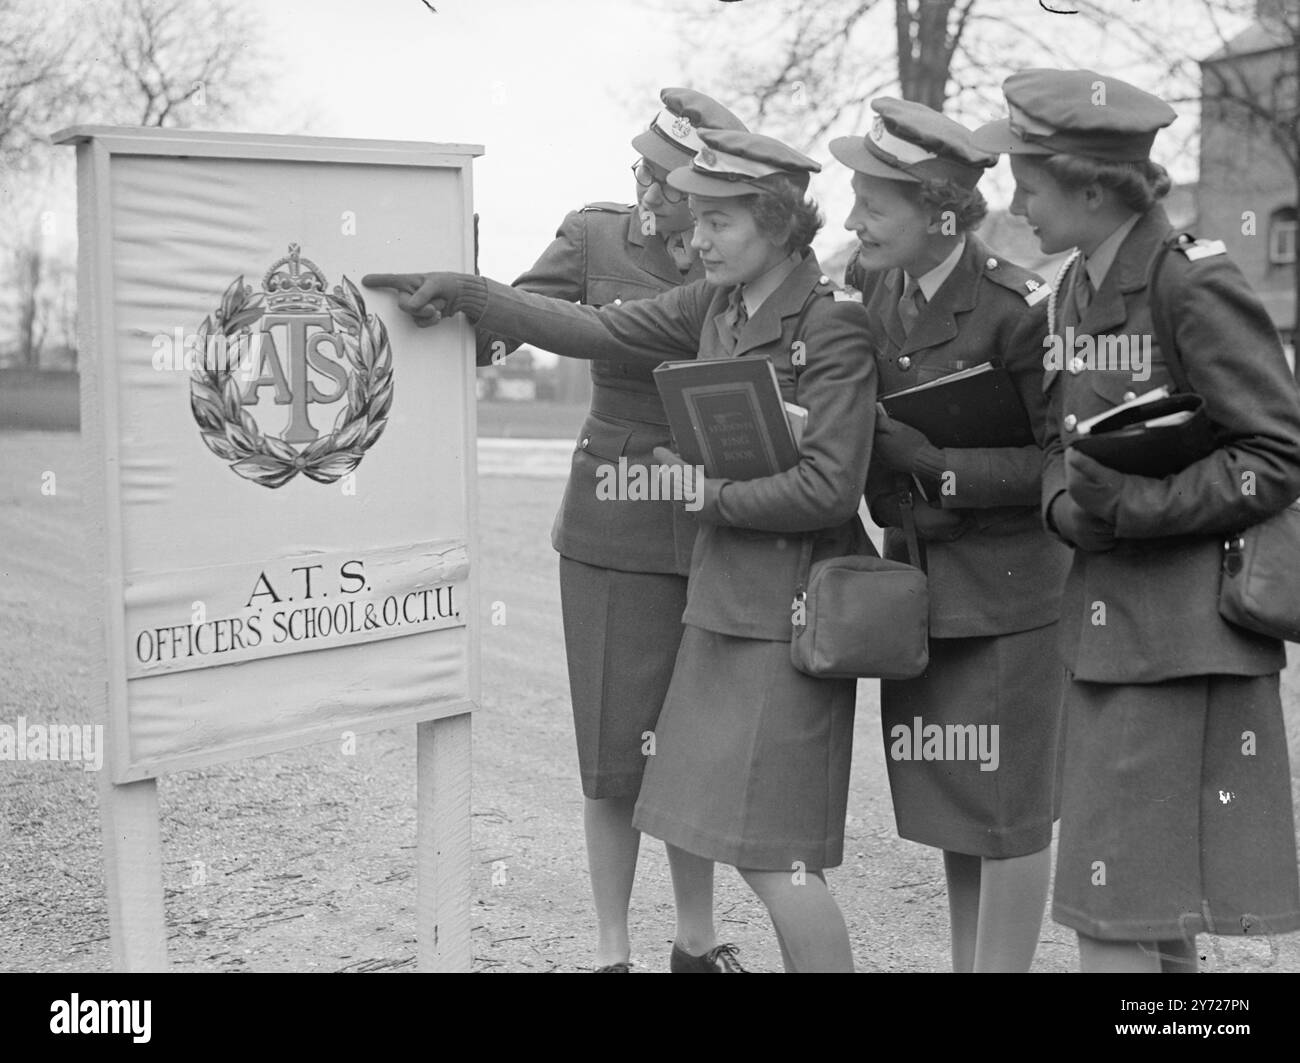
[457,275,489,322]
[911,445,948,480]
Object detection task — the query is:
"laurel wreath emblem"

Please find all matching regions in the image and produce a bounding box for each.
[189,275,394,489]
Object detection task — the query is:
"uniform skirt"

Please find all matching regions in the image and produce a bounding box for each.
[558,555,687,799]
[1053,672,1300,941]
[880,623,1065,857]
[632,625,857,870]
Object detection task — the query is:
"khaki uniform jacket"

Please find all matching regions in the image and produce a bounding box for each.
[848,235,1072,638]
[1041,205,1300,683]
[477,204,702,575]
[468,252,877,641]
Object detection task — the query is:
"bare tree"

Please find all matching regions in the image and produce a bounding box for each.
[0,2,78,170]
[87,0,262,128]
[1,0,266,368]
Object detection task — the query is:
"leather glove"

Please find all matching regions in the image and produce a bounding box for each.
[361,272,469,327]
[873,409,939,475]
[910,500,968,541]
[1049,492,1117,552]
[1065,448,1126,522]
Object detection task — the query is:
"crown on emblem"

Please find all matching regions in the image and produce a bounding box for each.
[671,114,694,139]
[263,243,329,311]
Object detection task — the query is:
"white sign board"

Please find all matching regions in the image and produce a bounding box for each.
[55,127,482,783]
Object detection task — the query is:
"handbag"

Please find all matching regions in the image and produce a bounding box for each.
[790,492,930,680]
[1148,234,1300,642]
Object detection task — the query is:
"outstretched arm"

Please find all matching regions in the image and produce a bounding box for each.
[363,271,709,366]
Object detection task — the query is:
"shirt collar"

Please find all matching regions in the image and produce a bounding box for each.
[1084,213,1142,290]
[741,251,803,315]
[905,236,966,302]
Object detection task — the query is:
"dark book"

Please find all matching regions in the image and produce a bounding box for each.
[653,356,799,480]
[879,362,1034,448]
[1068,389,1215,477]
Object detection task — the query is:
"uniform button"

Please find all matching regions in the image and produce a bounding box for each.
[613,298,623,306]
[1123,390,1137,402]
[1063,414,1078,432]
[986,257,998,269]
[581,436,590,448]
[898,356,912,370]
[818,274,829,284]
[1069,357,1085,375]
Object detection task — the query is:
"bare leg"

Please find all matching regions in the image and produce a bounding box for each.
[943,850,981,973]
[972,847,1053,972]
[665,843,716,953]
[1157,936,1199,973]
[584,796,640,967]
[1077,932,1163,973]
[738,867,854,972]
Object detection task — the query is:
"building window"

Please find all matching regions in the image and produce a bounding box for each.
[1269,208,1297,265]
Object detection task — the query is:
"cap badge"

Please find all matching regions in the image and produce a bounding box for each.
[870,115,885,144]
[698,145,717,167]
[671,114,694,139]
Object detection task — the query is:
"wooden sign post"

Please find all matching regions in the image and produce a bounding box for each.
[53,127,483,972]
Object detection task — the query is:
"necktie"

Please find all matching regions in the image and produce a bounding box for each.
[726,288,748,354]
[1068,260,1094,327]
[899,276,926,337]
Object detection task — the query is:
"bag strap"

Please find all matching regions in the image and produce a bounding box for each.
[1145,233,1195,396]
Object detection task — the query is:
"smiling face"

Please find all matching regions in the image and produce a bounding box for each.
[634,157,693,236]
[1009,155,1092,255]
[688,194,790,287]
[842,172,941,276]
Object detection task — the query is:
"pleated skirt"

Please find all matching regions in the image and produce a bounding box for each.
[633,624,857,870]
[1052,672,1300,941]
[559,556,688,799]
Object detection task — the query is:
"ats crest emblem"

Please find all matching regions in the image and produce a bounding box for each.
[190,243,394,489]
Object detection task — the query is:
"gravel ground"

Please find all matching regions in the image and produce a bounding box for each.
[2,428,1298,974]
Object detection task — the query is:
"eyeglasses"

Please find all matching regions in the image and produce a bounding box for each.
[631,159,685,203]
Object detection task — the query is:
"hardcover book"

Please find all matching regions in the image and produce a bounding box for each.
[653,356,800,480]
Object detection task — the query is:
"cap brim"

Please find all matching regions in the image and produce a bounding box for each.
[828,136,920,183]
[667,167,763,197]
[631,129,693,171]
[969,119,1053,156]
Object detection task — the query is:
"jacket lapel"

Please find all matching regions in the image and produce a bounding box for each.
[1076,207,1170,339]
[871,270,908,353]
[733,253,820,358]
[625,210,697,284]
[901,239,979,357]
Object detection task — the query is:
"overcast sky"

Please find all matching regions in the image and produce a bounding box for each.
[241,0,1234,285]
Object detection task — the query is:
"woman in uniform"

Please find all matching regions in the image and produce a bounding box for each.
[365,128,877,972]
[833,98,1072,971]
[973,68,1300,972]
[471,89,748,973]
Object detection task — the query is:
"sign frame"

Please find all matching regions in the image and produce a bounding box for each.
[53,125,484,972]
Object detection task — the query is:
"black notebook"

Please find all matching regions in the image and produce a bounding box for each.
[653,356,799,480]
[879,362,1034,448]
